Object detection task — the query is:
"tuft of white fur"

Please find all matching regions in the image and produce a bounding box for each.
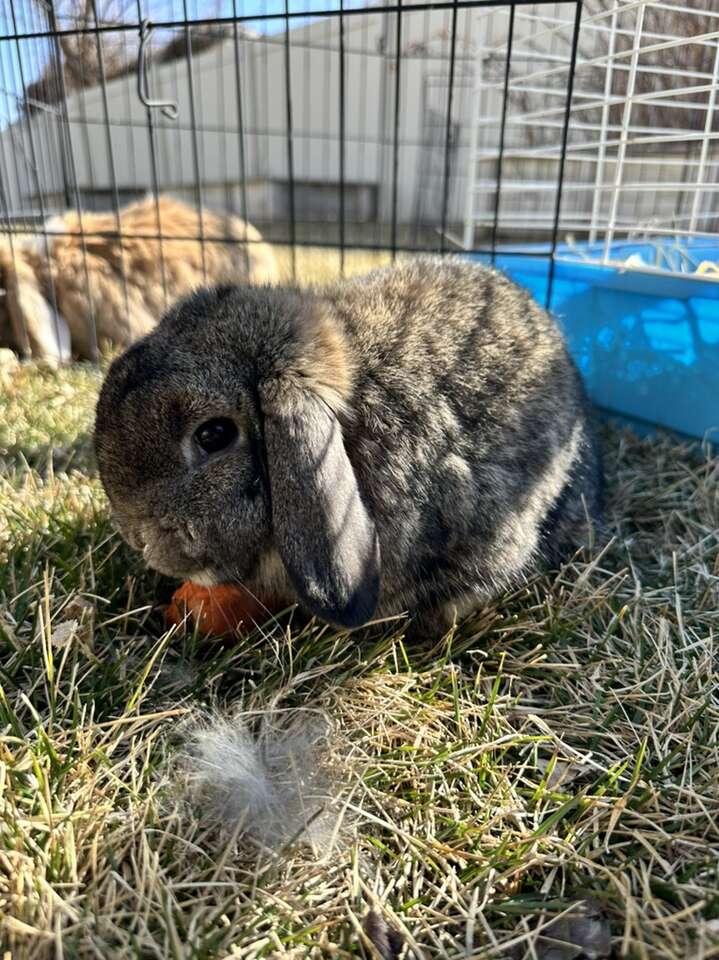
[175,708,346,855]
[186,568,218,588]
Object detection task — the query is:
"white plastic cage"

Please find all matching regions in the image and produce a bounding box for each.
[463,0,719,260]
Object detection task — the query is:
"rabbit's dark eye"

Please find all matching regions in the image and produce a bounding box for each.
[194,418,238,455]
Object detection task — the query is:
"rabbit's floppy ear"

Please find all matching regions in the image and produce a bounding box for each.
[260,373,380,630]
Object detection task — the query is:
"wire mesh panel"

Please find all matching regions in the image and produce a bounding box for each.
[1,0,579,361]
[456,0,719,441]
[463,0,719,254]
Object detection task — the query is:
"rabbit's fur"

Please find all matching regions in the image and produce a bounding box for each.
[95,257,603,635]
[0,194,278,362]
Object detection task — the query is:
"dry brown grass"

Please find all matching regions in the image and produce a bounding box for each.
[272,245,393,285]
[0,267,718,959]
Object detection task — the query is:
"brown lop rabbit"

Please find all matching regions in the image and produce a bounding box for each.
[95,257,603,637]
[0,194,278,361]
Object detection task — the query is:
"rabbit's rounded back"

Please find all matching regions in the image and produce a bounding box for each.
[55,194,278,306]
[331,258,602,625]
[95,257,602,632]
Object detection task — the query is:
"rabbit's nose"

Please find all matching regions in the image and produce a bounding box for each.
[158,516,196,540]
[126,529,146,551]
[157,516,201,555]
[113,511,145,551]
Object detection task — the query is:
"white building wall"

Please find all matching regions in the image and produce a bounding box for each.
[0,7,480,226]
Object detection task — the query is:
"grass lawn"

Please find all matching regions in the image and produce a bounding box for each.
[0,255,718,959]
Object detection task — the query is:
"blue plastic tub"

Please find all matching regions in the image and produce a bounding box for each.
[473,239,719,441]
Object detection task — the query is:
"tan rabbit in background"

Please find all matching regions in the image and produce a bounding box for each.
[0,194,278,362]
